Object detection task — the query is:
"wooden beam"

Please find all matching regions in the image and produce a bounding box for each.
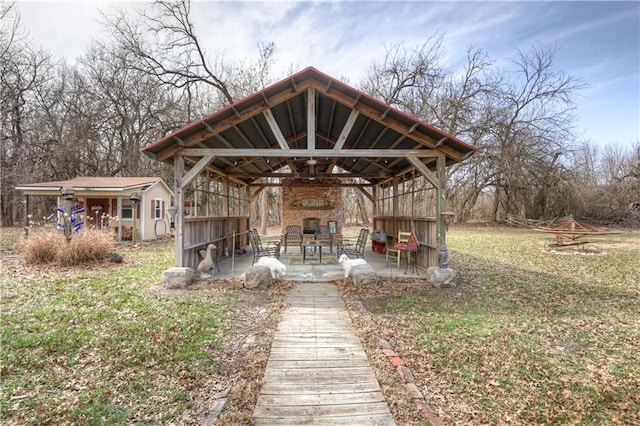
[182,155,215,187]
[406,155,441,190]
[180,148,442,158]
[250,186,266,201]
[202,120,214,133]
[307,87,316,150]
[174,155,185,267]
[156,79,313,161]
[334,109,359,150]
[356,186,373,202]
[310,80,464,162]
[230,171,391,179]
[326,80,333,91]
[257,181,373,188]
[436,155,446,250]
[263,108,290,149]
[183,157,247,187]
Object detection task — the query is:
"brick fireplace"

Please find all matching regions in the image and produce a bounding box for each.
[281,179,344,235]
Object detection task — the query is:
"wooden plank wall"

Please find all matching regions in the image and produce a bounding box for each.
[373,216,437,268]
[183,216,250,269]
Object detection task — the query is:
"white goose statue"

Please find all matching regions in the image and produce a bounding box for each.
[197,244,217,276]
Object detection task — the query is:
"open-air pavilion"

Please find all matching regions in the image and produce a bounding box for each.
[141,67,477,275]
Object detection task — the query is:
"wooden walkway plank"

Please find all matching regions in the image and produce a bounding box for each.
[253,282,396,425]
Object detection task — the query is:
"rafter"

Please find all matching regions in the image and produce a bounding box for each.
[263,108,290,149]
[156,79,313,161]
[180,148,442,158]
[334,109,359,150]
[310,80,464,162]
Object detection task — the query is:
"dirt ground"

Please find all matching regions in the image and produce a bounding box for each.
[2,226,436,425]
[162,276,434,425]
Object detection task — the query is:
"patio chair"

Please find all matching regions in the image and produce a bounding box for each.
[249,228,281,264]
[283,225,303,253]
[315,224,334,253]
[337,228,369,259]
[386,231,412,269]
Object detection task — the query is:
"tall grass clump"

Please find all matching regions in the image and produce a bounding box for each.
[19,228,115,266]
[18,230,65,263]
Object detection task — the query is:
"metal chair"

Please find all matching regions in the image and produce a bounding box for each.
[249,229,281,264]
[315,224,334,253]
[283,225,303,253]
[337,228,369,259]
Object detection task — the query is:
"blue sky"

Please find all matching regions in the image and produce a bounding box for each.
[15,1,640,148]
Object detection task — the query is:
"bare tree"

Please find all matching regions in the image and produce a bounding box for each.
[574,142,640,225]
[361,40,584,223]
[487,44,584,220]
[361,34,446,113]
[1,4,52,225]
[104,0,235,106]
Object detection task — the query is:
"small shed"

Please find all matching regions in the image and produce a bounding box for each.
[16,177,174,241]
[141,67,477,269]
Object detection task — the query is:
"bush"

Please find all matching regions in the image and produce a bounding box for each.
[20,228,115,266]
[19,231,65,264]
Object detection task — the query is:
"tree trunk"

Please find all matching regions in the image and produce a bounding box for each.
[355,191,369,225]
[260,190,268,234]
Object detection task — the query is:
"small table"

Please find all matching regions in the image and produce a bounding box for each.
[302,241,324,263]
[403,248,419,274]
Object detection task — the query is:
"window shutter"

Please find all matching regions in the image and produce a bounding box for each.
[151,199,154,219]
[161,200,165,218]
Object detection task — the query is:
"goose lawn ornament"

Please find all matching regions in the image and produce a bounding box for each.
[197,244,217,277]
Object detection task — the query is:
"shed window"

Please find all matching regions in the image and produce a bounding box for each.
[152,199,164,219]
[121,204,133,219]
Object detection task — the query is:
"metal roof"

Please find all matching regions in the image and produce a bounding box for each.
[141,67,477,186]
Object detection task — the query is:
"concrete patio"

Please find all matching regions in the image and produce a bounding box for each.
[211,244,423,282]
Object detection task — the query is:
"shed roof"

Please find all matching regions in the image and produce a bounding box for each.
[141,67,477,186]
[16,177,169,196]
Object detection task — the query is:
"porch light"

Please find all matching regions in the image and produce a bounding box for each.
[62,188,74,201]
[129,192,140,206]
[441,211,455,224]
[306,158,317,166]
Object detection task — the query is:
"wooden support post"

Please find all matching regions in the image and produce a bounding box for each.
[436,155,446,250]
[23,195,29,238]
[223,177,230,217]
[392,177,399,238]
[116,196,123,242]
[307,87,316,150]
[174,154,185,267]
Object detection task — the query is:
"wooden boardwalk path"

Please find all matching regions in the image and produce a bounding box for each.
[253,282,396,425]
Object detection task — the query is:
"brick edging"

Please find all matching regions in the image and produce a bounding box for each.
[354,298,444,426]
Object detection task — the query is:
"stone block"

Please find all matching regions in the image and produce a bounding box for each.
[397,365,415,383]
[426,266,457,288]
[244,265,273,289]
[351,264,379,286]
[163,267,194,289]
[405,382,424,401]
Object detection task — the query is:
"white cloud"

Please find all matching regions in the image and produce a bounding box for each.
[12,0,640,147]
